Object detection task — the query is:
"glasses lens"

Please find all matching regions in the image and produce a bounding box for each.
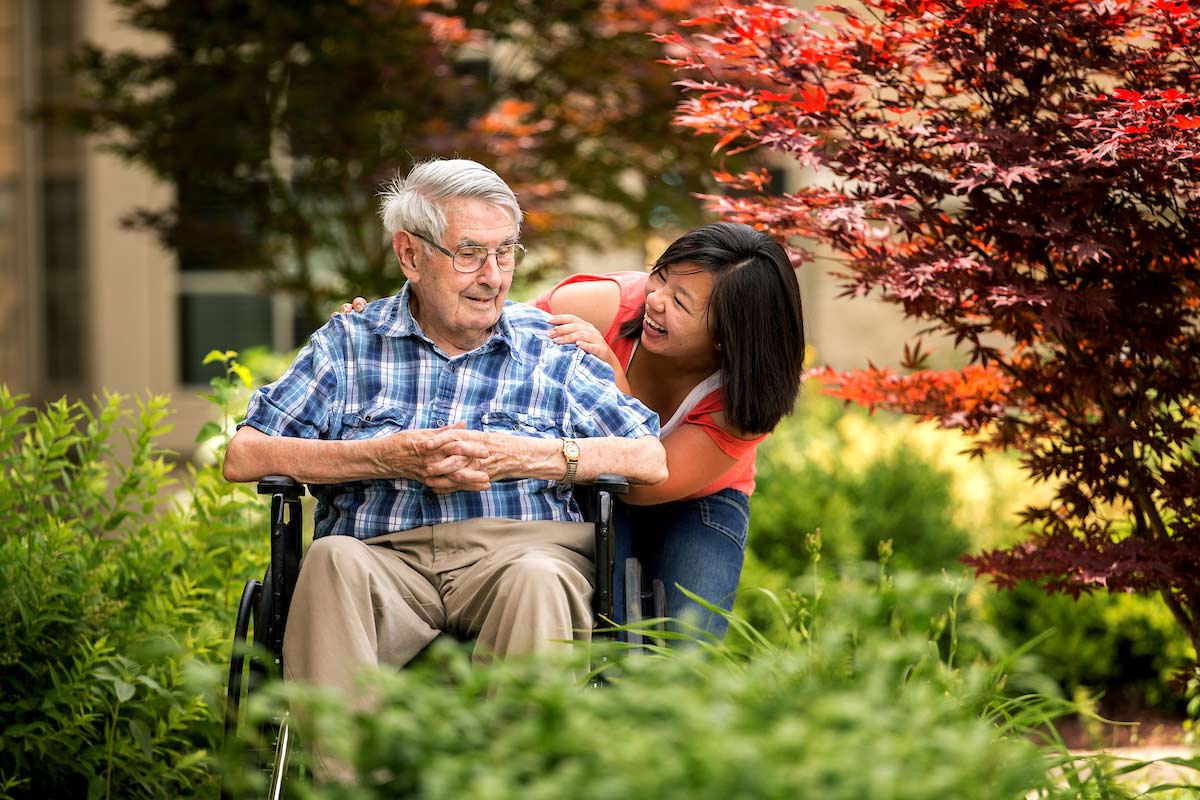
[450,244,525,272]
[453,246,487,272]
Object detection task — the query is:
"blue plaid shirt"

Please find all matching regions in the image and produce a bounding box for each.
[240,284,660,539]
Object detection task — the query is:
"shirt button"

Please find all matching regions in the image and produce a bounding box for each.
[436,418,447,427]
[446,364,456,372]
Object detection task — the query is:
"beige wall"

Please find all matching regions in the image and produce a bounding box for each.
[77,1,213,452]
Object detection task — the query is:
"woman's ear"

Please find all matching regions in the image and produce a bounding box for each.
[393,231,421,283]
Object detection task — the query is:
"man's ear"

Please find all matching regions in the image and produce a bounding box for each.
[393,231,421,284]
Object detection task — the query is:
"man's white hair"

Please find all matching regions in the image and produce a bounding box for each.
[379,158,523,242]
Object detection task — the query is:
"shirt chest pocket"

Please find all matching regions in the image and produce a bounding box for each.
[479,409,563,439]
[340,405,413,440]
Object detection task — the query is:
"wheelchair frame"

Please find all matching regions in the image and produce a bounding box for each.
[223,473,659,797]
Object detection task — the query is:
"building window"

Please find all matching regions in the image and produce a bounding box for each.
[178,292,275,385]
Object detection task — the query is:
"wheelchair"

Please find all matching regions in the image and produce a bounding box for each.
[223,474,664,798]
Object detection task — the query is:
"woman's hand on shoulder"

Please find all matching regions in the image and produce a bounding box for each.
[548,314,619,368]
[332,296,368,318]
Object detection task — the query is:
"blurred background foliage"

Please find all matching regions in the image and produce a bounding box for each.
[740,380,1193,718]
[45,0,733,332]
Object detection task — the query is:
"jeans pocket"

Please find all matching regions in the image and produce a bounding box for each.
[698,491,750,551]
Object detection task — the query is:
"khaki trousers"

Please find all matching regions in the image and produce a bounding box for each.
[282,517,595,701]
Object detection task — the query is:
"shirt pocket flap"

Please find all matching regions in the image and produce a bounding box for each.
[341,405,412,440]
[480,409,561,437]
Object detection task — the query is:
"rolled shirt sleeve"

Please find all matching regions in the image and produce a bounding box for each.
[240,329,344,440]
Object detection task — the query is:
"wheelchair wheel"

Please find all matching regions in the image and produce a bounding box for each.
[651,578,666,620]
[623,558,645,646]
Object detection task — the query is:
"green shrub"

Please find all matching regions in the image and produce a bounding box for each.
[981,582,1193,711]
[0,363,266,798]
[241,636,1054,800]
[230,547,1200,800]
[748,389,1197,713]
[751,392,976,574]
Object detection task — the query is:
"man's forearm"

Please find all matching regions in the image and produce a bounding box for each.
[223,426,406,484]
[484,434,667,486]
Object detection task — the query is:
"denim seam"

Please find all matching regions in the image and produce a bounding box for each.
[699,495,749,550]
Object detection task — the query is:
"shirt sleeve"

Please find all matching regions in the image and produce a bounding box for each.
[240,328,345,440]
[564,349,660,439]
[685,413,766,459]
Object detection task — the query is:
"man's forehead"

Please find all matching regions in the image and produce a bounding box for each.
[443,198,518,243]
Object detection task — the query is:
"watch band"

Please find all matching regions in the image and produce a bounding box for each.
[562,438,580,483]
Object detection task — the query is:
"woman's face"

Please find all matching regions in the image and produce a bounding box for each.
[640,265,719,365]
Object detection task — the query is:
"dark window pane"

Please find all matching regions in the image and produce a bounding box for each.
[179,293,272,384]
[43,176,83,382]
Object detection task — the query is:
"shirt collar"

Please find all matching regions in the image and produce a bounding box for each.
[373,282,525,363]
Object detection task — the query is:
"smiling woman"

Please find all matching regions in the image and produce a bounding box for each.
[535,222,806,638]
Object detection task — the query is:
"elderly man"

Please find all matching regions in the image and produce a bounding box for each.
[223,159,666,699]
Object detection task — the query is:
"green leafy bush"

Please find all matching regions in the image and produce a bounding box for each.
[752,392,981,574]
[747,390,1194,717]
[982,582,1193,711]
[0,363,267,798]
[241,632,1054,800]
[230,544,1200,800]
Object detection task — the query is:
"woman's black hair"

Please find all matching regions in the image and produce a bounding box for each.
[619,222,806,434]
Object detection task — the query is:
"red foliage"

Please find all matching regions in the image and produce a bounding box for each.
[667,0,1200,658]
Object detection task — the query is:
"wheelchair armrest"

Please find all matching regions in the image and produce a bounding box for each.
[256,475,306,498]
[592,474,629,496]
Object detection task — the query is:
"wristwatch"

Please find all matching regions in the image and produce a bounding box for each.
[561,438,580,483]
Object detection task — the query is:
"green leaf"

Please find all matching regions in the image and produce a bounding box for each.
[195,422,222,444]
[202,349,236,365]
[129,718,153,757]
[114,679,135,703]
[231,363,253,388]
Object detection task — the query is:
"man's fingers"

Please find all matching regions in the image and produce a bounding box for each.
[427,469,491,493]
[353,297,367,311]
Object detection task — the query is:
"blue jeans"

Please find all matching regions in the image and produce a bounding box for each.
[611,488,750,641]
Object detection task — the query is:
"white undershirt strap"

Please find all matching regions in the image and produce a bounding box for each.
[659,371,723,439]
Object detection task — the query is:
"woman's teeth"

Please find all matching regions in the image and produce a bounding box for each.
[646,318,667,334]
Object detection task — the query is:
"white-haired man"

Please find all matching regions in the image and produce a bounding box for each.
[224,159,666,701]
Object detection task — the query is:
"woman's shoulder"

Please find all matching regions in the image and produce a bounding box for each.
[686,391,768,444]
[535,271,648,336]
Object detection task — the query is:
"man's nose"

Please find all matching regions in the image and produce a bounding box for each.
[475,252,503,285]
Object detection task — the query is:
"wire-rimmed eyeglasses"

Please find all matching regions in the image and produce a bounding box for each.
[411,231,525,273]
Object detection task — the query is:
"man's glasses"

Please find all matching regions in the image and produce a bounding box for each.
[410,231,526,273]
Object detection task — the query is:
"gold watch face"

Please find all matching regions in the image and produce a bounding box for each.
[563,439,581,460]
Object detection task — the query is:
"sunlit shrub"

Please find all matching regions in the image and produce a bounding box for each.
[0,360,265,798]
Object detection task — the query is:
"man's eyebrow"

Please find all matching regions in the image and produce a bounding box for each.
[455,234,521,248]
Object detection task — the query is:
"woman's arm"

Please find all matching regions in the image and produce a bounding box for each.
[624,421,747,506]
[540,278,621,332]
[543,278,632,392]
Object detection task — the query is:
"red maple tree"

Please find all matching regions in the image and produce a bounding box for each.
[665,0,1200,663]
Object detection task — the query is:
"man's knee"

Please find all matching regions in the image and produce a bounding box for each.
[302,535,368,578]
[497,551,591,599]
